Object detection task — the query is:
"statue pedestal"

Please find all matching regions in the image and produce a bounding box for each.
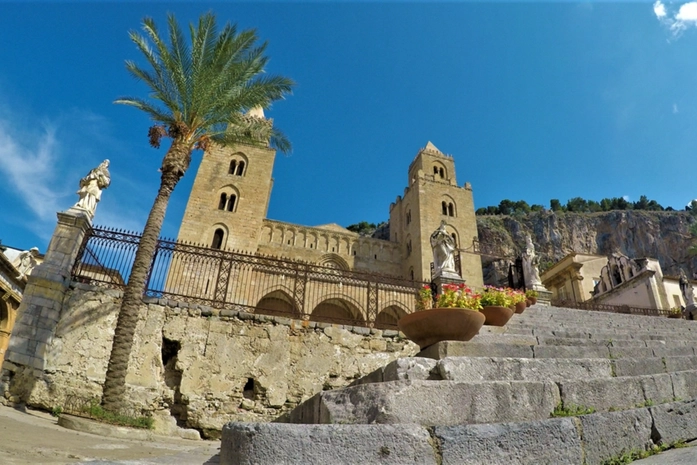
[535,289,553,306]
[432,275,466,293]
[685,304,697,320]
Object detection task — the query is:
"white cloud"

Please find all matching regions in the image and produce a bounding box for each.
[654,1,697,37]
[622,195,631,202]
[0,121,67,221]
[654,1,667,18]
[673,103,679,113]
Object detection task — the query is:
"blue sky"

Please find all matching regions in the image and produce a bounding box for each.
[1,1,696,252]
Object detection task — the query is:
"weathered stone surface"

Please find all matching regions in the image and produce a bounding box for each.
[353,357,439,387]
[220,422,437,465]
[418,341,534,360]
[437,356,612,382]
[435,417,583,465]
[650,400,697,444]
[663,355,697,372]
[580,408,653,465]
[14,286,419,437]
[612,357,666,377]
[316,380,559,426]
[559,377,645,411]
[669,370,697,400]
[534,345,609,359]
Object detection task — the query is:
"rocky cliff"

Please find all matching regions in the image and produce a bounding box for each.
[476,210,697,286]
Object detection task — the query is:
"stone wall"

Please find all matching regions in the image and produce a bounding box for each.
[2,283,418,439]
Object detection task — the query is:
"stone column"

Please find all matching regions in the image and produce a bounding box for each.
[1,207,91,401]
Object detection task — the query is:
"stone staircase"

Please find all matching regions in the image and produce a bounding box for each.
[220,305,697,464]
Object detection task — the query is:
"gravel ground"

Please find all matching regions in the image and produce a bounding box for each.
[0,405,220,465]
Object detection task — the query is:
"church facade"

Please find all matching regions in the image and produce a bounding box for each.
[170,137,483,325]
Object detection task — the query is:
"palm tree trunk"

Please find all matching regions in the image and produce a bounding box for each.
[102,140,191,412]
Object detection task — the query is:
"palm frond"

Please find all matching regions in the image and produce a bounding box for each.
[118,12,293,149]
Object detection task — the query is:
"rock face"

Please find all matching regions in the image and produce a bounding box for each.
[477,211,697,286]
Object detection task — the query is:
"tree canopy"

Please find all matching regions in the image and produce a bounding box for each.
[476,195,670,216]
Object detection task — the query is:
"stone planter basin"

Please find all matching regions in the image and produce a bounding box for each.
[398,308,485,350]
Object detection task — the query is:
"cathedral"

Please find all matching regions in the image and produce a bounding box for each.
[176,137,483,289]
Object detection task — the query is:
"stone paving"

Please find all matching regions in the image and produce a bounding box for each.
[0,405,219,464]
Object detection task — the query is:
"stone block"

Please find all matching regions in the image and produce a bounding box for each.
[669,370,697,400]
[653,346,694,358]
[317,380,559,426]
[472,334,538,346]
[382,358,439,383]
[609,346,655,359]
[220,422,437,465]
[435,417,583,465]
[612,357,666,377]
[650,400,697,444]
[579,408,653,465]
[558,377,645,412]
[664,355,697,372]
[418,341,534,360]
[640,373,675,405]
[438,357,612,382]
[534,345,609,359]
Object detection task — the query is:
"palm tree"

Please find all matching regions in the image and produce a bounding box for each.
[102,13,293,411]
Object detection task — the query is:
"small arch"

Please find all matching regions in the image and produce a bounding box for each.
[226,194,237,212]
[433,166,438,175]
[236,161,245,176]
[229,160,238,175]
[448,203,454,217]
[256,289,299,317]
[439,167,444,178]
[442,201,448,215]
[375,305,408,330]
[318,254,350,270]
[409,267,414,280]
[211,229,225,249]
[218,193,228,210]
[311,297,364,325]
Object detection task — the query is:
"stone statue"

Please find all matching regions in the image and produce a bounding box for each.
[74,159,111,216]
[14,247,39,279]
[522,234,543,290]
[679,268,695,308]
[430,221,459,279]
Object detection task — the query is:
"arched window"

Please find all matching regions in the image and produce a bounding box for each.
[236,161,245,176]
[448,203,454,217]
[433,166,438,175]
[211,229,225,249]
[410,268,414,280]
[439,167,444,178]
[442,201,448,215]
[226,194,236,212]
[229,160,238,175]
[218,193,227,210]
[451,233,457,246]
[406,210,411,225]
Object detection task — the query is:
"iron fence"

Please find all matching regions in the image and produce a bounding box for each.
[551,299,679,318]
[72,226,428,329]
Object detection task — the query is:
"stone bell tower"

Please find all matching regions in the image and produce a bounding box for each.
[389,142,483,288]
[176,110,276,253]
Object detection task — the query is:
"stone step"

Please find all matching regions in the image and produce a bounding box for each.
[353,355,697,385]
[473,333,697,350]
[289,368,697,426]
[222,400,697,465]
[417,340,697,360]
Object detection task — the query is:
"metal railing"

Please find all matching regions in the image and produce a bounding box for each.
[72,226,428,329]
[551,299,679,318]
